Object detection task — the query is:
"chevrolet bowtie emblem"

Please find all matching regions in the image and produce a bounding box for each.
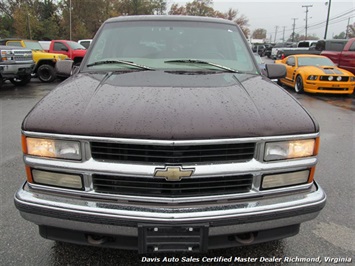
[154,166,195,182]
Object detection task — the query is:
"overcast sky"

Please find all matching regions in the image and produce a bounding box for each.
[168,0,354,41]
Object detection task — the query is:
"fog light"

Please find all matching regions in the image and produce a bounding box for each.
[32,169,83,189]
[262,170,310,189]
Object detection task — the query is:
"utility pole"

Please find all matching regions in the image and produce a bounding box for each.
[282,26,286,42]
[69,0,72,40]
[274,26,279,43]
[345,17,350,39]
[324,0,331,39]
[291,18,298,42]
[302,5,312,40]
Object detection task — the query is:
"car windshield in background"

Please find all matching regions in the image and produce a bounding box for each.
[298,57,335,67]
[24,41,43,50]
[67,41,86,50]
[84,20,256,73]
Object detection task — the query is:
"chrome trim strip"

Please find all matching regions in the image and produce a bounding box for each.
[15,182,326,222]
[22,131,320,145]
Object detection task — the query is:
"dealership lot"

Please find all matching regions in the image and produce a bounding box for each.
[1,77,354,265]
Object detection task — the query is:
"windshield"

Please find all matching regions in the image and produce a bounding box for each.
[298,57,335,67]
[23,41,43,50]
[67,41,86,50]
[84,20,256,73]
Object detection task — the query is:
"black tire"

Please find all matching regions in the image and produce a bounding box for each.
[9,75,32,86]
[0,77,3,88]
[295,75,304,94]
[37,64,56,83]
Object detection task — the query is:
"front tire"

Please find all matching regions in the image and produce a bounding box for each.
[37,64,56,83]
[295,75,304,94]
[10,75,32,86]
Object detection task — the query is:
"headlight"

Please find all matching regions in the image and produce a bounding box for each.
[307,75,318,80]
[264,139,317,161]
[350,76,355,82]
[1,50,13,62]
[23,137,81,160]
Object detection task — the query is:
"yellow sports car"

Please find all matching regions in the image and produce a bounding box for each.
[275,54,355,94]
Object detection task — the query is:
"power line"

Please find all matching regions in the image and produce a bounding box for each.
[268,8,355,37]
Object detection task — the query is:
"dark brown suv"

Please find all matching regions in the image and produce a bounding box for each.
[15,15,325,254]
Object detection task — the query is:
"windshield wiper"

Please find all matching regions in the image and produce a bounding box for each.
[164,59,239,73]
[87,60,153,70]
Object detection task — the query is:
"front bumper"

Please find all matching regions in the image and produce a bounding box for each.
[15,181,326,252]
[304,81,355,94]
[0,63,34,78]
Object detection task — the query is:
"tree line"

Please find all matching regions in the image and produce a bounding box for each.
[0,0,251,41]
[3,0,351,43]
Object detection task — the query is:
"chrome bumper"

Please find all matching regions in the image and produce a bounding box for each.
[0,63,34,77]
[15,181,326,237]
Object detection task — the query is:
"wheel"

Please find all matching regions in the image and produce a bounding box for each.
[295,75,304,94]
[9,75,32,86]
[37,64,56,83]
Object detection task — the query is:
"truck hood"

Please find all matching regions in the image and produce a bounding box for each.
[22,71,317,140]
[32,50,68,62]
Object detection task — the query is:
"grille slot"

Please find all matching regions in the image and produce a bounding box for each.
[91,142,255,164]
[93,174,253,197]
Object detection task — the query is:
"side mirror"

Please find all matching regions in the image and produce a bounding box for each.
[265,64,286,79]
[55,59,74,77]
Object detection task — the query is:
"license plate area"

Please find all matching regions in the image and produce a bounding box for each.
[138,224,209,253]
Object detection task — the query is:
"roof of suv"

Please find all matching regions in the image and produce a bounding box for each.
[105,15,235,25]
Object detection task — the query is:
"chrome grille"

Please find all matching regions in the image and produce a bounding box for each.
[13,50,32,62]
[90,142,255,163]
[93,174,253,197]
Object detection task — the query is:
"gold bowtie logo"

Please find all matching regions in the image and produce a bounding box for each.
[154,166,194,182]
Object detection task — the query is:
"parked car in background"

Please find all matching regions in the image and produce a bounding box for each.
[0,39,68,82]
[253,53,266,75]
[38,41,51,51]
[252,44,266,56]
[275,54,355,94]
[273,40,319,59]
[0,45,34,87]
[321,38,355,75]
[271,42,296,59]
[47,40,86,66]
[264,43,275,58]
[78,39,92,49]
[15,15,326,254]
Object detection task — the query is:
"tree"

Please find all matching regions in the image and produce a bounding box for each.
[333,32,346,39]
[252,28,267,39]
[168,2,250,37]
[114,0,167,16]
[346,22,355,38]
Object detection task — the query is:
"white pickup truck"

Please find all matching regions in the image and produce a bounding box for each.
[0,45,34,87]
[271,40,319,59]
